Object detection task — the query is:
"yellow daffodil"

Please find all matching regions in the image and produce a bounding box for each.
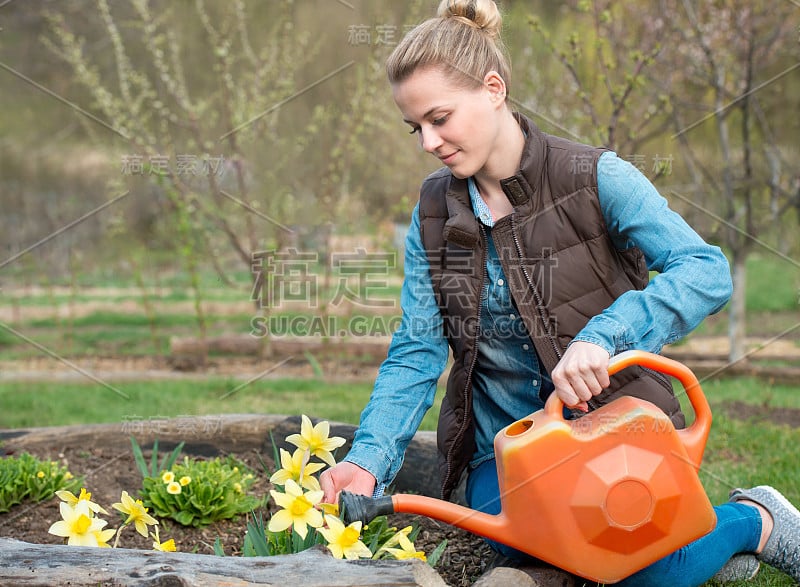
[36,471,45,478]
[161,471,175,484]
[269,447,325,490]
[285,414,346,467]
[166,481,182,495]
[179,476,191,486]
[267,479,324,539]
[94,528,117,548]
[111,490,158,537]
[55,487,109,515]
[48,501,110,547]
[153,538,177,552]
[149,527,177,552]
[318,514,372,560]
[380,526,426,561]
[319,502,339,516]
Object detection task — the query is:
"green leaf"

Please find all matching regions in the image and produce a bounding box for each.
[130,436,150,479]
[244,511,272,556]
[427,539,448,568]
[174,510,194,526]
[160,441,185,473]
[213,537,225,556]
[303,350,324,378]
[150,439,159,477]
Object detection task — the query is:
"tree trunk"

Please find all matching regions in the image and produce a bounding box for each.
[728,251,747,363]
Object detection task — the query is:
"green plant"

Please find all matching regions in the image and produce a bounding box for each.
[242,508,326,556]
[0,452,82,513]
[130,437,185,478]
[141,456,262,527]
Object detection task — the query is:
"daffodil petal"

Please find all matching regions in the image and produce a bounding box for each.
[285,432,306,450]
[304,489,324,505]
[48,520,70,537]
[293,518,309,539]
[313,449,337,467]
[300,476,322,491]
[305,508,324,529]
[269,469,292,485]
[267,510,294,533]
[344,541,373,560]
[55,490,78,504]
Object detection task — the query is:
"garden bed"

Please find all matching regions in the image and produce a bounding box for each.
[0,415,497,586]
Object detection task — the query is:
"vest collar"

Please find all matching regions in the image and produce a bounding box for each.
[501,113,546,207]
[442,176,479,248]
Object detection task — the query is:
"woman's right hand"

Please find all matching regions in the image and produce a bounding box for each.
[320,461,377,505]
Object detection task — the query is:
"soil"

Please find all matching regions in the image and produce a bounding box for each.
[716,400,800,429]
[0,445,493,587]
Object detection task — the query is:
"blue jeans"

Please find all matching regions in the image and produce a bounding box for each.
[466,458,762,587]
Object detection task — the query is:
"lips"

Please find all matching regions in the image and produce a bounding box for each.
[438,151,458,164]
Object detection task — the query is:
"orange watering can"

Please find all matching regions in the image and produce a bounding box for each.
[340,351,716,583]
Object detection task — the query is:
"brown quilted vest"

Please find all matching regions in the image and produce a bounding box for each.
[418,114,683,500]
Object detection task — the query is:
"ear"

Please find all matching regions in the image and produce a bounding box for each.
[483,70,507,107]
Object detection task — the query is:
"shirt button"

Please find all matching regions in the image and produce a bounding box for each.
[522,344,529,351]
[532,379,539,387]
[509,313,516,320]
[497,278,504,286]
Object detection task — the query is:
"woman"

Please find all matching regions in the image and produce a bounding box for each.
[320,1,800,584]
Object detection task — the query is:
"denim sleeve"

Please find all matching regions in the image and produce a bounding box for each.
[574,151,733,355]
[344,202,450,488]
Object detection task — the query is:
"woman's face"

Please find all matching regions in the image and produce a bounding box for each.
[392,67,505,179]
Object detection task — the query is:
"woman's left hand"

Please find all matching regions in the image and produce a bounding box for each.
[551,341,611,412]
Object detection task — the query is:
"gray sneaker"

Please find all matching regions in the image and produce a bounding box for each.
[729,485,800,581]
[712,554,760,582]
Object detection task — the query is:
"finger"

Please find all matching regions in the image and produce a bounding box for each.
[566,374,595,403]
[320,471,337,504]
[593,364,610,389]
[555,385,580,409]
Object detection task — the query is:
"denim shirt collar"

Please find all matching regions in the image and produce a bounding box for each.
[468,177,495,228]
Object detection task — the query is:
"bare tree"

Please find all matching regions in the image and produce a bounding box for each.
[45,0,320,287]
[523,0,673,156]
[657,0,799,361]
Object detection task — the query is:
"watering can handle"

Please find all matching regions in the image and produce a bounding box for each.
[544,350,712,468]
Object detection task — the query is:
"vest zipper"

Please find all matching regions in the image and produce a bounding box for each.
[511,217,602,413]
[442,225,487,499]
[510,215,562,363]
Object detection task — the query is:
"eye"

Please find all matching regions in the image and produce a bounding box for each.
[408,126,420,135]
[432,115,449,126]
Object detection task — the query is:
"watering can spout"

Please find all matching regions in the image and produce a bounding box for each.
[340,491,508,539]
[339,492,395,525]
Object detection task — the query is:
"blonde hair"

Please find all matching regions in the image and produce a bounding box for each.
[386,0,511,93]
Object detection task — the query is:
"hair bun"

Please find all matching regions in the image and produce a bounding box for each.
[437,0,502,39]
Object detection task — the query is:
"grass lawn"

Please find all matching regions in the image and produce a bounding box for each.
[0,377,440,433]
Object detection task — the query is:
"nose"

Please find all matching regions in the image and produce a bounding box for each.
[419,126,443,154]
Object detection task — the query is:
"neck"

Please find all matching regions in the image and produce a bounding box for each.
[473,108,524,201]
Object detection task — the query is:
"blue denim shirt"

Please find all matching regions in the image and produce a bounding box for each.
[345,151,732,490]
